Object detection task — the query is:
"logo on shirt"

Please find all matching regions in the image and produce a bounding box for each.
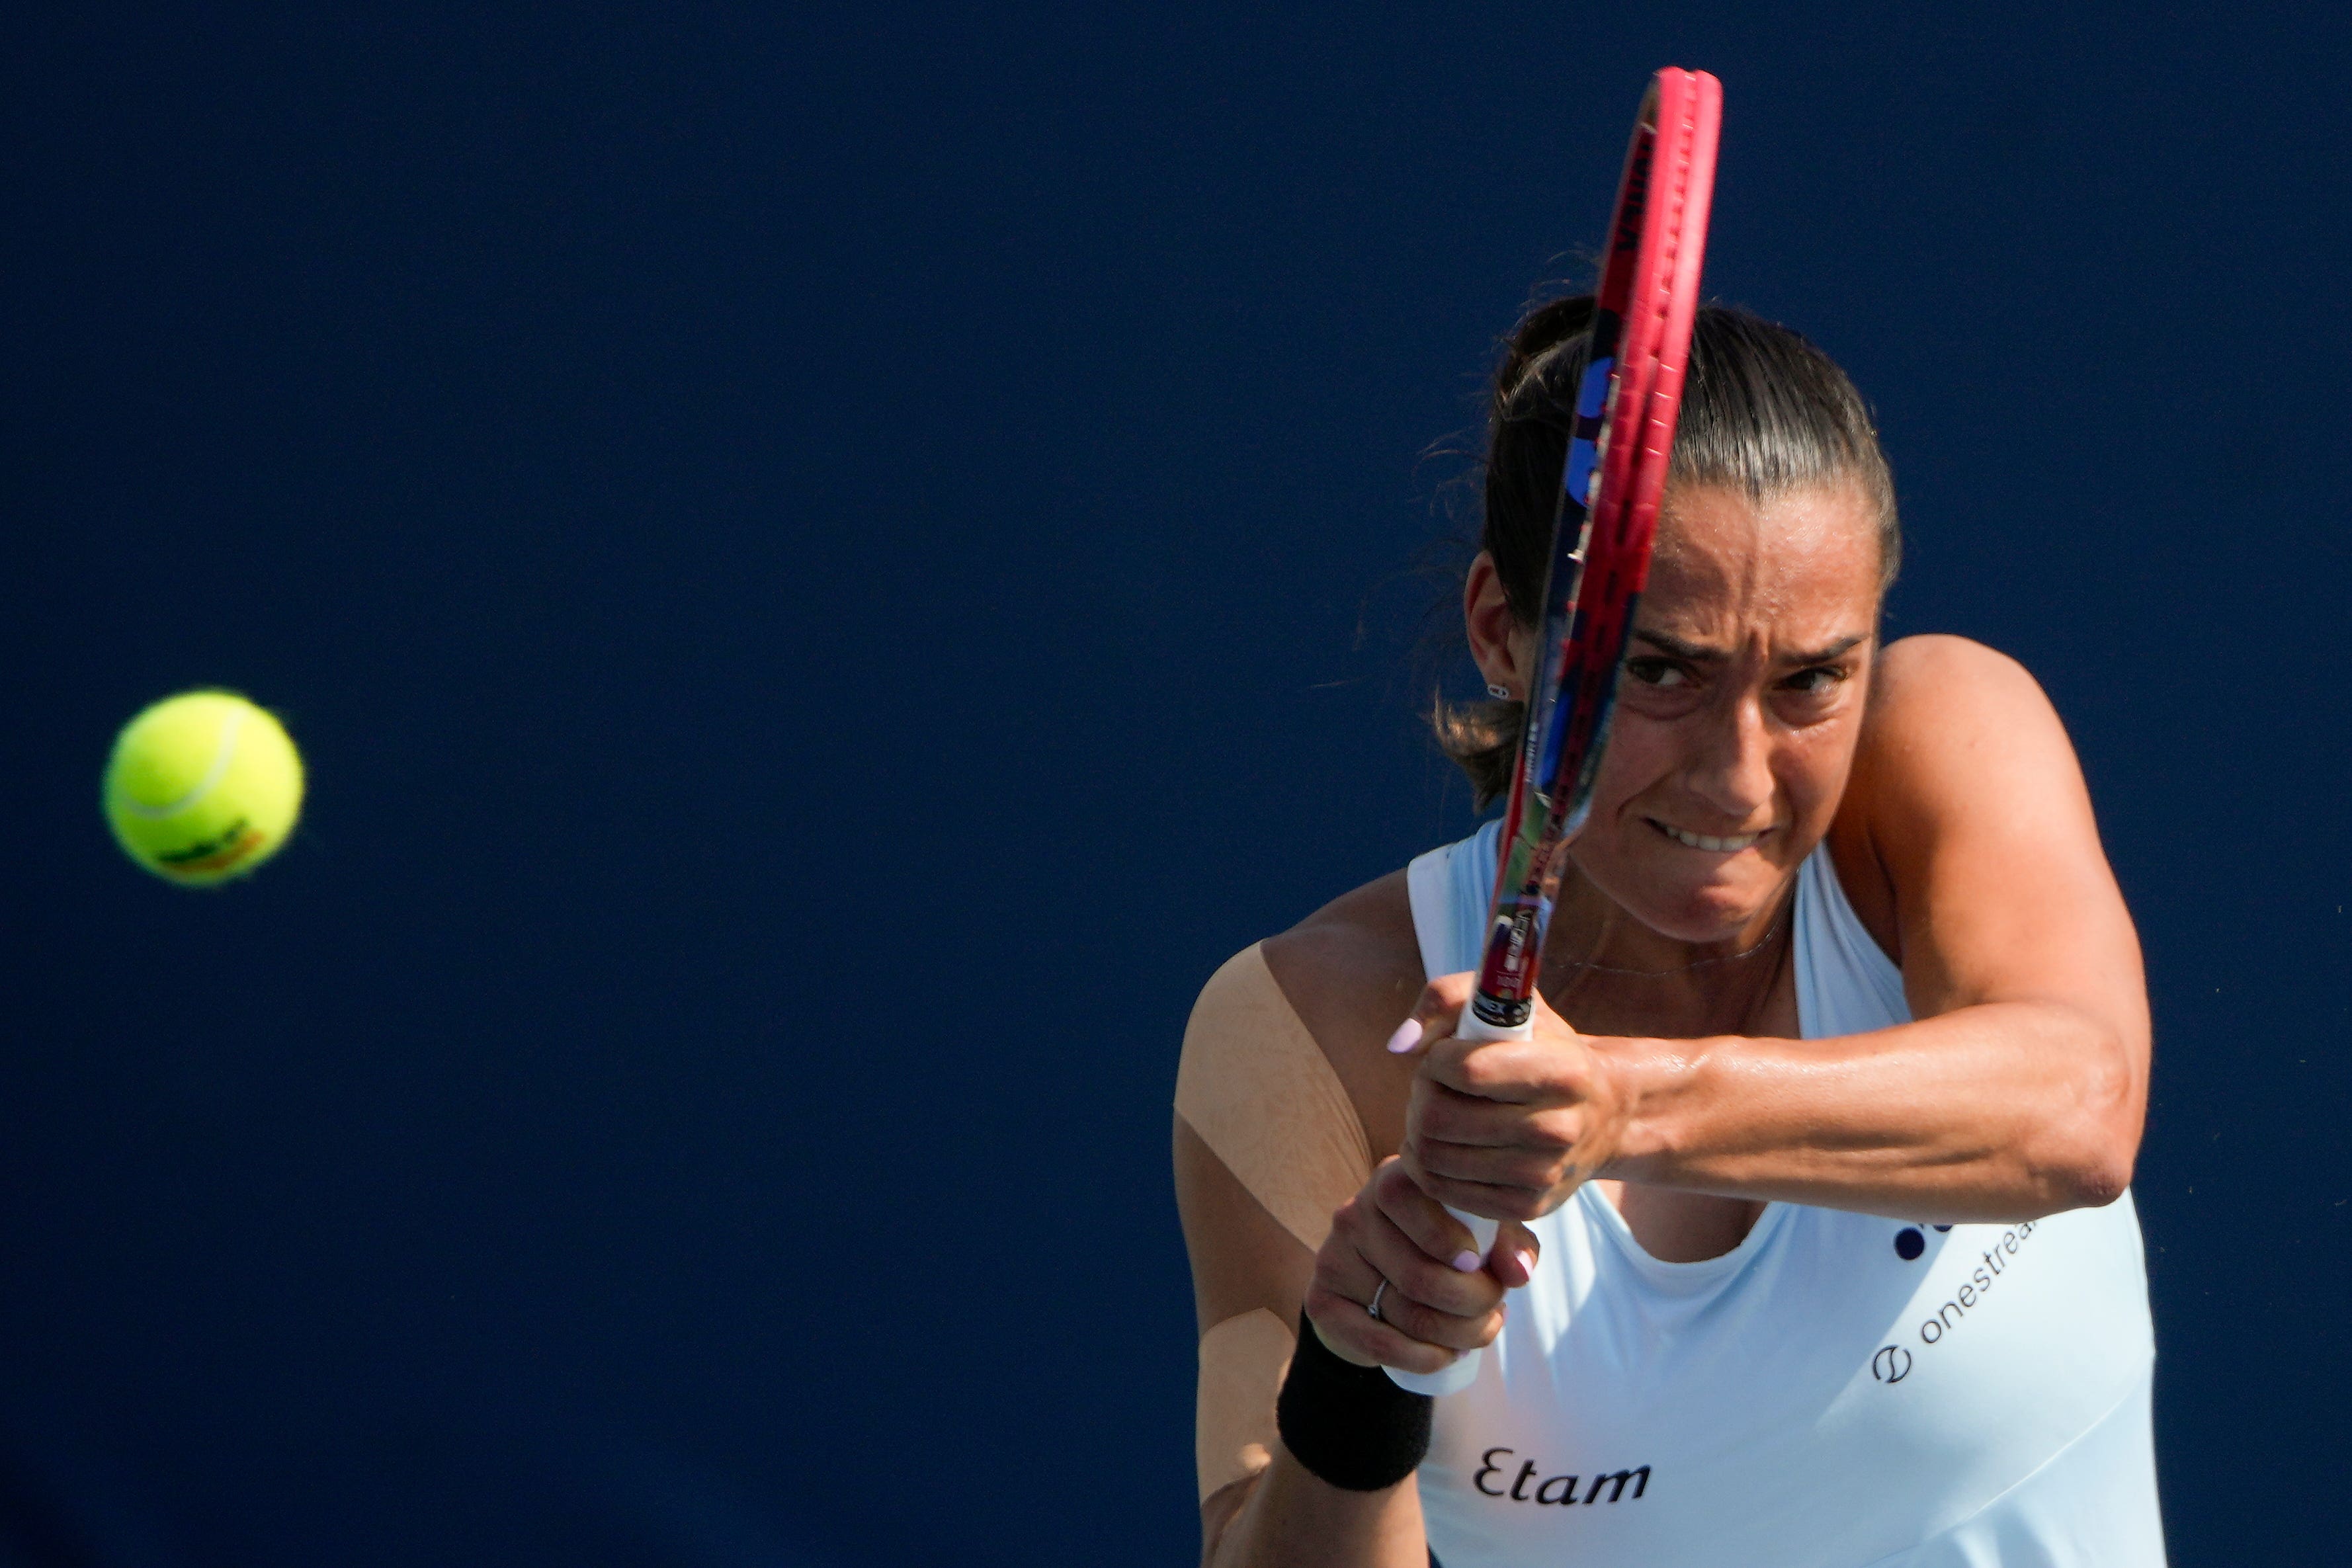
[1915,1220,2038,1346]
[1892,1222,1951,1260]
[1472,1448,1650,1507]
[1872,1219,2043,1387]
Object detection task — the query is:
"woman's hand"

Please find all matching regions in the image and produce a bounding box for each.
[1304,1155,1540,1376]
[1392,973,1632,1223]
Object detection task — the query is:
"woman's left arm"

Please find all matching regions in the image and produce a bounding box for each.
[1404,636,2150,1225]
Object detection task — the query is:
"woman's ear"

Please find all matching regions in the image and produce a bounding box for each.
[1464,552,1534,700]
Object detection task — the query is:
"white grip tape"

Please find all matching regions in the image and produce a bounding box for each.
[1383,1004,1527,1396]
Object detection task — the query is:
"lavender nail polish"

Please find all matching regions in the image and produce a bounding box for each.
[1451,1249,1482,1273]
[1385,1018,1424,1054]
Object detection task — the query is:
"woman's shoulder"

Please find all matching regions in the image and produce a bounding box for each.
[1263,871,1425,1044]
[1206,870,1425,1160]
[1831,633,2073,947]
[1853,634,2065,798]
[1870,632,2041,708]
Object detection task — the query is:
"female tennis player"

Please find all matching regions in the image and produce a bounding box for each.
[1174,298,2161,1566]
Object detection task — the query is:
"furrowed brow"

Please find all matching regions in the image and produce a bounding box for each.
[1629,630,1872,665]
[1786,633,1871,665]
[1630,629,1724,662]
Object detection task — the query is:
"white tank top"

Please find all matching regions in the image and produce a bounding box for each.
[1406,821,2165,1567]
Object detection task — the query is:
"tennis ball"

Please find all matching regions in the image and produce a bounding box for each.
[103,690,304,886]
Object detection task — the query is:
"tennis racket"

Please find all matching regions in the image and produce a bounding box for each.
[1389,65,1721,1397]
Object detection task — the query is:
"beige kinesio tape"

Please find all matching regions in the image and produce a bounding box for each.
[1197,1308,1294,1502]
[1174,944,1373,1253]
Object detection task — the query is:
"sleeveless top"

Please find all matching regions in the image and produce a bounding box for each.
[1406,821,2165,1567]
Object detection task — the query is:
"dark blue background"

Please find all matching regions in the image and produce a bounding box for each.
[5,5,2345,1563]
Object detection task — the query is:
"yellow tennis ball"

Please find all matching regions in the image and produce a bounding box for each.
[103,690,305,886]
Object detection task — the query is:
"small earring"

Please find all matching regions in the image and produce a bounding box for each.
[1487,682,1511,700]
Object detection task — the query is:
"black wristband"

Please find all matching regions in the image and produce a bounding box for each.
[1275,1309,1435,1491]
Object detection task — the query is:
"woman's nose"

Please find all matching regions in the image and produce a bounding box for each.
[1687,693,1775,817]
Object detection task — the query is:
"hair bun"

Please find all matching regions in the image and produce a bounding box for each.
[1495,294,1597,411]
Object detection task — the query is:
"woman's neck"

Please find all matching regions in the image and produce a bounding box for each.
[1536,862,1796,1041]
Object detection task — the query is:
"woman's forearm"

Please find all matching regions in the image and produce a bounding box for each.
[1601,1000,2144,1222]
[1206,1453,1427,1568]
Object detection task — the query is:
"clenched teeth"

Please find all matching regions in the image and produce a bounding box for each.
[1657,822,1760,853]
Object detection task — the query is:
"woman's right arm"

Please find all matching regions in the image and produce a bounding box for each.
[1179,1134,1536,1565]
[1174,936,1535,1566]
[1176,1119,1430,1567]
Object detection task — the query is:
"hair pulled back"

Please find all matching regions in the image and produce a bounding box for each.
[1435,296,1900,807]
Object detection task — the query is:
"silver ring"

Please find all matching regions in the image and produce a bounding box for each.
[1368,1279,1390,1321]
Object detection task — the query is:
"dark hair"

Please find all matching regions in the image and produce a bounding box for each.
[1435,296,1900,807]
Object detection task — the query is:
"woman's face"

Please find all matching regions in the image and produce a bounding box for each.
[1474,480,1884,945]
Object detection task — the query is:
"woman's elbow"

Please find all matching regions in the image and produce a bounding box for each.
[2031,1042,2143,1213]
[2054,1137,2136,1212]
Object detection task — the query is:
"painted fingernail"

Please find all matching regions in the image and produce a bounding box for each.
[1451,1249,1482,1273]
[1516,1250,1538,1278]
[1385,1018,1424,1054]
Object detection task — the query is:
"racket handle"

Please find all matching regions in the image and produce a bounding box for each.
[1382,999,1529,1396]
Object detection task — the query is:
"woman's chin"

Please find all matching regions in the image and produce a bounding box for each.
[1644,905,1763,947]
[1622,860,1782,944]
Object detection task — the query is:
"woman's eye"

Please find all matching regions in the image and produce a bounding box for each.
[1783,665,1844,694]
[1625,658,1689,688]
